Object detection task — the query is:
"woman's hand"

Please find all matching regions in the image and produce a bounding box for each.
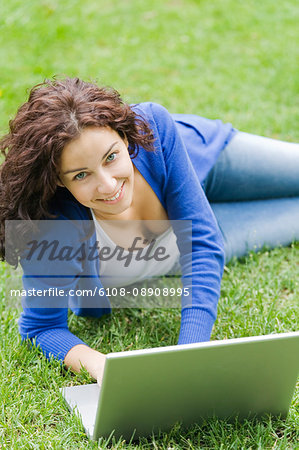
[96,353,106,386]
[64,344,106,385]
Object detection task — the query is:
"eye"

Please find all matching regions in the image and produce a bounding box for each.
[74,172,87,180]
[106,152,117,162]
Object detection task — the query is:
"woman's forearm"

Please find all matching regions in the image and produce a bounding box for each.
[64,344,106,384]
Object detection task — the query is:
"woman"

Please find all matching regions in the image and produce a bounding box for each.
[1,77,298,384]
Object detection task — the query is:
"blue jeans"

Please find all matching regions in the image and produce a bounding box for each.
[203,131,299,262]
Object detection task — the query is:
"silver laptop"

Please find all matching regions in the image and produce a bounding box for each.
[60,331,299,441]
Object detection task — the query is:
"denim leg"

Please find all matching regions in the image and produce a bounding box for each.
[203,131,299,262]
[211,198,299,263]
[204,131,299,202]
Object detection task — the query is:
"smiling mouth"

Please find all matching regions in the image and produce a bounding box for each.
[100,182,125,203]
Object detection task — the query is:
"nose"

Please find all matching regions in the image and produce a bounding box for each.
[95,172,118,196]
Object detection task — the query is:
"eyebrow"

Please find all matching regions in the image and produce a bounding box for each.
[63,141,119,175]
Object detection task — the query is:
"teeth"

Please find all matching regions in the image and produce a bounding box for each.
[105,185,122,201]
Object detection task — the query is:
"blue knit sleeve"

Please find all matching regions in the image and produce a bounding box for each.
[19,307,87,362]
[17,203,111,362]
[148,102,225,343]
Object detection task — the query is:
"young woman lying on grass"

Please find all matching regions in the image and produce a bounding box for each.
[0,77,298,385]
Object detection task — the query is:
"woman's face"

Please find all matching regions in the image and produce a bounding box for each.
[58,126,134,220]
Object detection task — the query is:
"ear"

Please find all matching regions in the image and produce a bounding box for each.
[122,133,129,148]
[56,176,65,188]
[124,135,129,147]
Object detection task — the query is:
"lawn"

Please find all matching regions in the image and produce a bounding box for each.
[0,0,298,448]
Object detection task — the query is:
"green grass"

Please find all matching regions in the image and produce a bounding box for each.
[0,0,299,448]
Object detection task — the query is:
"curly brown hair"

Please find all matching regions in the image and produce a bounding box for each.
[0,77,155,262]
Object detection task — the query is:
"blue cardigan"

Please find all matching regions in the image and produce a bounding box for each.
[19,102,236,361]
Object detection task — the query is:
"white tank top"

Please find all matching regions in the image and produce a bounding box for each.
[91,211,180,287]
